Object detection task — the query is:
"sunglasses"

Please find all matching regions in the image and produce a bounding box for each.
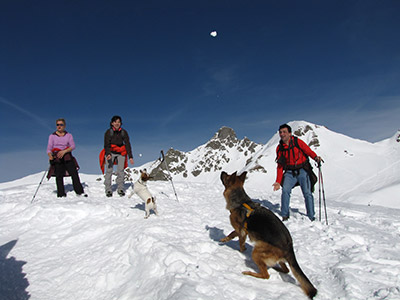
[56,124,65,126]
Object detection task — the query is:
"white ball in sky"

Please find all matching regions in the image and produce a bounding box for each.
[210,31,217,37]
[139,153,142,157]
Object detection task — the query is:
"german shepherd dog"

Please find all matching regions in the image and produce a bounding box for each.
[220,171,317,299]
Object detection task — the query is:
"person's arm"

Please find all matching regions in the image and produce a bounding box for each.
[297,138,323,163]
[104,130,112,159]
[123,129,134,165]
[47,135,54,160]
[272,146,283,191]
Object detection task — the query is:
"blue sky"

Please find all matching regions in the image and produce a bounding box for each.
[1,0,399,183]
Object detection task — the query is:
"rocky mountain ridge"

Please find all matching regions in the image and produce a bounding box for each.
[146,126,262,181]
[130,122,327,183]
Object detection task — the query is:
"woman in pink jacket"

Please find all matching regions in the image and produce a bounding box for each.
[47,118,85,197]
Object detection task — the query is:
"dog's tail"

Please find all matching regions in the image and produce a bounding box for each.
[286,247,317,299]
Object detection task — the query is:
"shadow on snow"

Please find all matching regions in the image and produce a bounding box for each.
[0,239,30,300]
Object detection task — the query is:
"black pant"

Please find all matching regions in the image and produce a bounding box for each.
[55,159,84,197]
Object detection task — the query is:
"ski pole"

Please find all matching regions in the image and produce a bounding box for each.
[318,163,328,225]
[318,162,322,222]
[31,170,47,203]
[321,168,328,225]
[161,150,179,202]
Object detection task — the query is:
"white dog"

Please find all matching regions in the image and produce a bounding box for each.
[129,169,158,218]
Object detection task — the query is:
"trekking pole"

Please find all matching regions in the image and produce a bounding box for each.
[318,162,322,222]
[318,162,328,225]
[161,150,179,202]
[31,170,47,204]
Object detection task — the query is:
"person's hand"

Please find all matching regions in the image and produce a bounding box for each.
[272,182,281,191]
[315,156,324,165]
[57,150,66,159]
[129,158,134,165]
[106,154,112,161]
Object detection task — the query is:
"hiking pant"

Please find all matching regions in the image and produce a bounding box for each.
[55,159,84,197]
[104,153,125,193]
[281,168,315,220]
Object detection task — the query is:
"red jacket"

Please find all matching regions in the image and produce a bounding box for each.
[99,145,128,174]
[275,136,317,184]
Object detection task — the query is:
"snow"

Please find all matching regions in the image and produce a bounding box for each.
[1,172,400,300]
[1,121,400,299]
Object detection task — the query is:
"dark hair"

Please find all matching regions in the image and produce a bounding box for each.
[279,123,292,133]
[110,115,122,127]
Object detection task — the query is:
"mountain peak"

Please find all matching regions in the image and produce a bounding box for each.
[146,126,261,180]
[288,121,321,148]
[215,126,237,141]
[206,127,238,150]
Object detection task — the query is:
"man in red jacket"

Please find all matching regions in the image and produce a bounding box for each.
[272,124,322,221]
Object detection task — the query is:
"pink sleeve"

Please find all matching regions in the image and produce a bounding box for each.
[68,133,76,151]
[47,135,54,154]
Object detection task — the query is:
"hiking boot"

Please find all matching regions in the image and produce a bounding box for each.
[118,190,125,197]
[282,216,289,221]
[106,191,112,197]
[57,193,67,198]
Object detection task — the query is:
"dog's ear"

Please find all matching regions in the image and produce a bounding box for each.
[140,170,143,174]
[226,171,240,186]
[238,171,247,183]
[220,171,228,184]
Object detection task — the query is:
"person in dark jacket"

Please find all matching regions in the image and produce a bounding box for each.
[272,124,322,221]
[103,115,134,197]
[47,118,85,197]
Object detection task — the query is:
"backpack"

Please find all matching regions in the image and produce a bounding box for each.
[276,136,304,169]
[109,128,126,138]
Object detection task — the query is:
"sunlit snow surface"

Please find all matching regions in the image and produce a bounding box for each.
[1,171,400,300]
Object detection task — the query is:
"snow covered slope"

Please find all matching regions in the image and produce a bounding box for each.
[244,121,400,208]
[1,172,400,300]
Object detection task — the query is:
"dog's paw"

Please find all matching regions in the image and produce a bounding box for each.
[242,271,252,276]
[239,246,247,252]
[219,237,230,243]
[242,271,270,279]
